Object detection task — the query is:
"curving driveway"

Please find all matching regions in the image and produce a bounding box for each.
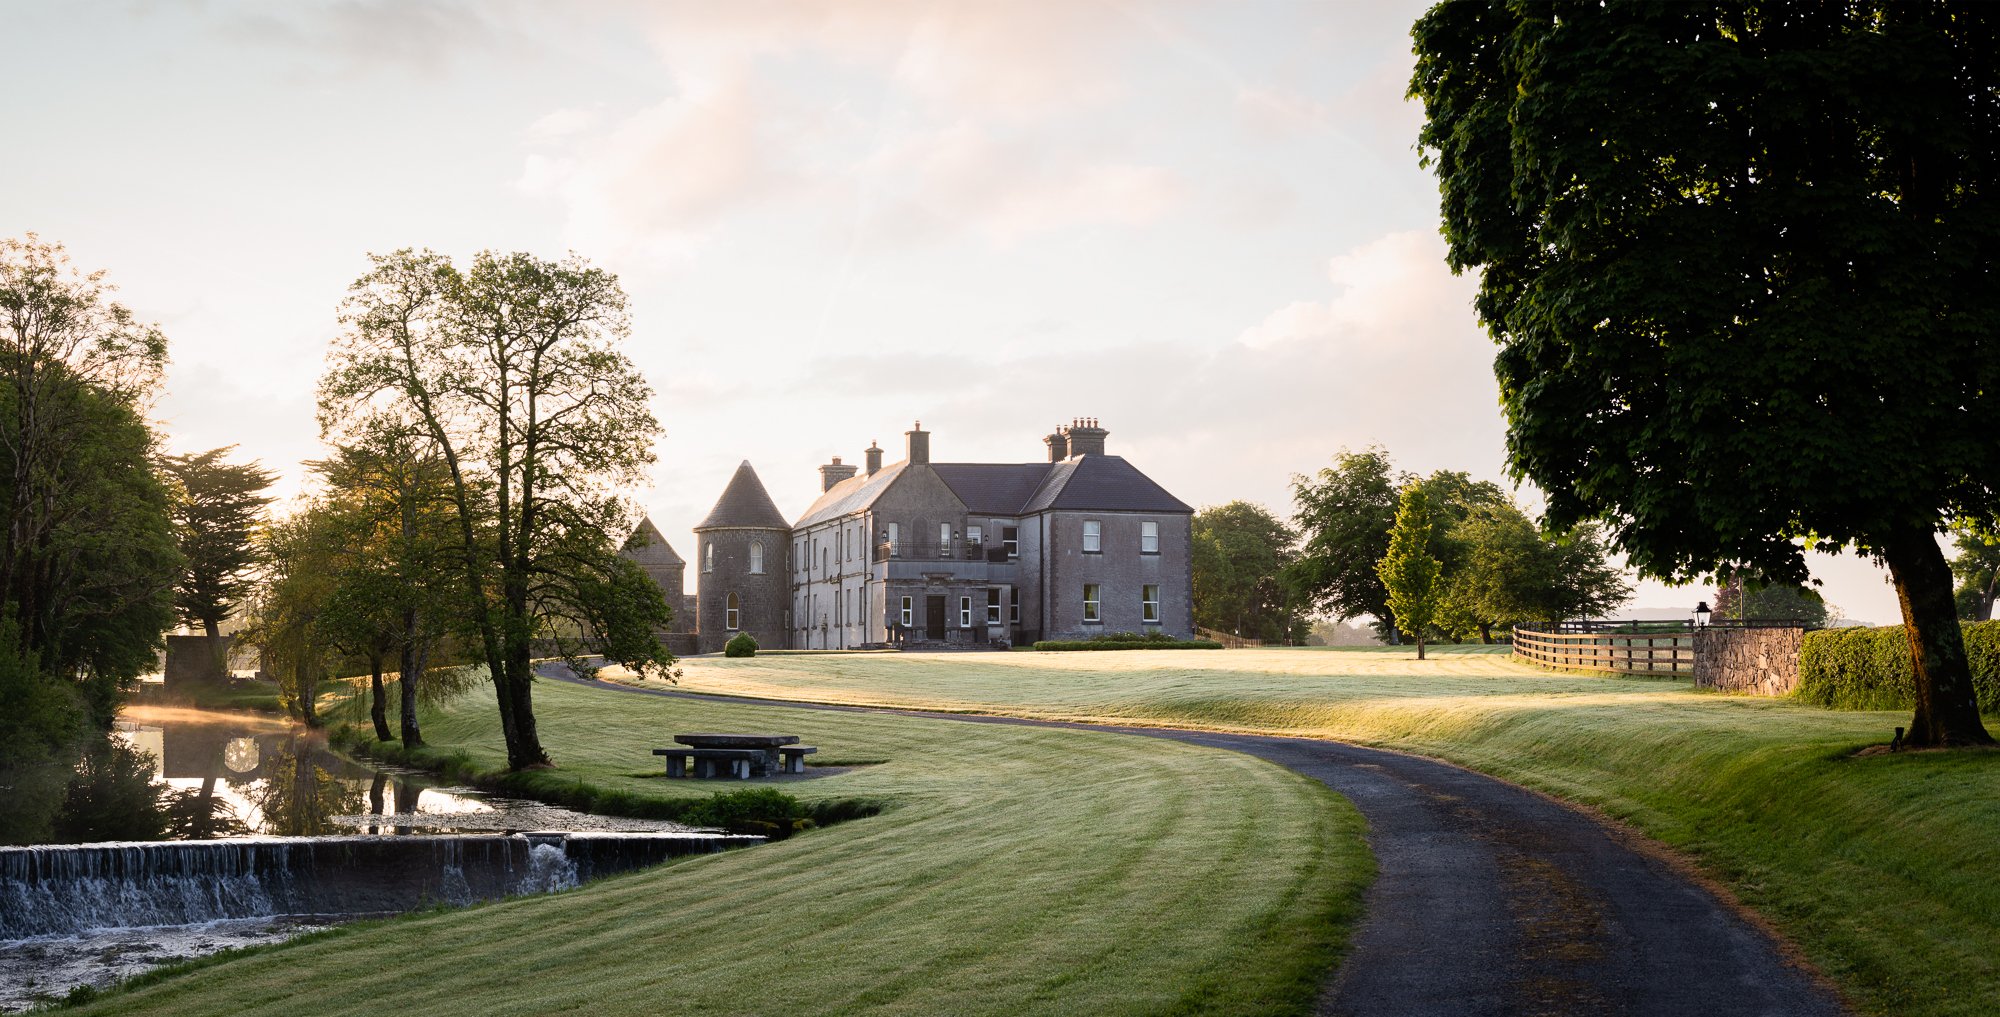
[537,664,1848,1017]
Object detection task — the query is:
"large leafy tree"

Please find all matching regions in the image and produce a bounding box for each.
[1713,571,1831,628]
[1378,484,1444,660]
[1947,524,2000,622]
[311,419,469,747]
[322,249,674,769]
[1447,504,1630,639]
[1191,501,1309,645]
[0,237,178,723]
[161,446,277,643]
[1412,2,2000,746]
[1287,447,1401,627]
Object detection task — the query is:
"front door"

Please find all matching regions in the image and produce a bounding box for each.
[926,595,947,641]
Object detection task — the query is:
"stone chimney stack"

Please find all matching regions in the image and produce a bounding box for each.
[819,456,858,492]
[906,421,930,466]
[864,441,883,476]
[1065,417,1108,457]
[1044,426,1070,463]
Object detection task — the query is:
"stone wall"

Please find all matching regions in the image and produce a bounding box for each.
[1692,627,1804,695]
[163,635,230,689]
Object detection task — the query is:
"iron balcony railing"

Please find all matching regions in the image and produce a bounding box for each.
[872,540,1013,564]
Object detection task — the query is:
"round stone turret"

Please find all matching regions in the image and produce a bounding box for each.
[693,461,792,653]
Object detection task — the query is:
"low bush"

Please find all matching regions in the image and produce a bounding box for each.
[723,632,758,658]
[1033,637,1225,651]
[1796,621,2000,713]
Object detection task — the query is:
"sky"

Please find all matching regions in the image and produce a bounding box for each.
[0,0,1904,624]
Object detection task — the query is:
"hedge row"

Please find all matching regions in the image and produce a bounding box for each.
[1796,621,2000,713]
[1032,639,1224,651]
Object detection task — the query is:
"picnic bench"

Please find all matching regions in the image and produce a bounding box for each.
[655,734,808,779]
[653,746,762,779]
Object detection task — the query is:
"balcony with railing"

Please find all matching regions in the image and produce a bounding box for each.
[873,539,1014,564]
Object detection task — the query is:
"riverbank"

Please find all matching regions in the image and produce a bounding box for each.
[636,644,1997,1017]
[62,677,1369,1017]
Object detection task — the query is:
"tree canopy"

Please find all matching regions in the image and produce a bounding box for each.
[321,249,674,769]
[1412,1,2000,745]
[1378,484,1444,660]
[162,446,276,642]
[1191,501,1309,645]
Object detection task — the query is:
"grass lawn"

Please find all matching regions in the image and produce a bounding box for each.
[643,645,2000,1017]
[71,677,1369,1017]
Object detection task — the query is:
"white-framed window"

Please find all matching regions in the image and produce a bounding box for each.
[725,592,740,631]
[1010,599,1021,624]
[959,596,972,627]
[1082,584,1101,622]
[887,522,900,557]
[986,588,1001,624]
[939,522,952,554]
[1082,520,1101,553]
[749,540,764,574]
[967,525,982,547]
[1141,521,1159,554]
[1003,526,1018,559]
[704,541,714,573]
[1143,585,1160,623]
[899,596,914,627]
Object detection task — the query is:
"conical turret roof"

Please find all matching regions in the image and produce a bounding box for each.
[620,515,684,566]
[694,460,790,531]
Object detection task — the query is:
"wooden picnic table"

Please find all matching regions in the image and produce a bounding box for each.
[671,734,799,777]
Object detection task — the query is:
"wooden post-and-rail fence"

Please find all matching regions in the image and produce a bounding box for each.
[1511,620,1798,676]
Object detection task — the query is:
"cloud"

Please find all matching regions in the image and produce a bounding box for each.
[861,123,1182,244]
[1235,230,1476,354]
[518,75,798,264]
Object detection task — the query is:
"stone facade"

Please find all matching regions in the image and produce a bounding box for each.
[674,420,1194,651]
[1692,626,1804,695]
[693,461,792,653]
[786,420,1194,649]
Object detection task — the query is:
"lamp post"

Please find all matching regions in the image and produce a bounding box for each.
[1694,601,1712,628]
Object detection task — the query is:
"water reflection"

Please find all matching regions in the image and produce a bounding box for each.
[106,707,496,839]
[3,707,698,847]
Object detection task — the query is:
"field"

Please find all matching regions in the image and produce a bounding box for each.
[71,677,1368,1017]
[641,645,2000,1017]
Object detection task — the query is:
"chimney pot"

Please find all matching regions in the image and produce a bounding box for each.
[1066,417,1109,457]
[818,455,859,492]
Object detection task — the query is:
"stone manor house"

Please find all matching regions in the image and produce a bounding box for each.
[621,420,1194,651]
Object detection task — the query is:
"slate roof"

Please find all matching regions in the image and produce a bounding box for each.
[930,463,1052,515]
[1021,455,1192,514]
[794,462,908,529]
[620,515,684,566]
[695,461,791,530]
[793,454,1190,529]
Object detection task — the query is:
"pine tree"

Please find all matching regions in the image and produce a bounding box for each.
[1377,484,1443,660]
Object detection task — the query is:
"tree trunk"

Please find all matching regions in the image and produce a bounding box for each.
[1884,529,1994,747]
[203,620,228,681]
[1478,622,1494,645]
[398,617,424,747]
[1416,633,1427,660]
[368,654,391,742]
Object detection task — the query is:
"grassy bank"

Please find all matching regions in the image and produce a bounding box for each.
[72,677,1369,1017]
[648,645,2000,1017]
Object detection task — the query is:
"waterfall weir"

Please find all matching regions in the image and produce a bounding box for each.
[0,831,760,938]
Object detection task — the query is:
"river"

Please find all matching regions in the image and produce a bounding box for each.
[0,706,742,1011]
